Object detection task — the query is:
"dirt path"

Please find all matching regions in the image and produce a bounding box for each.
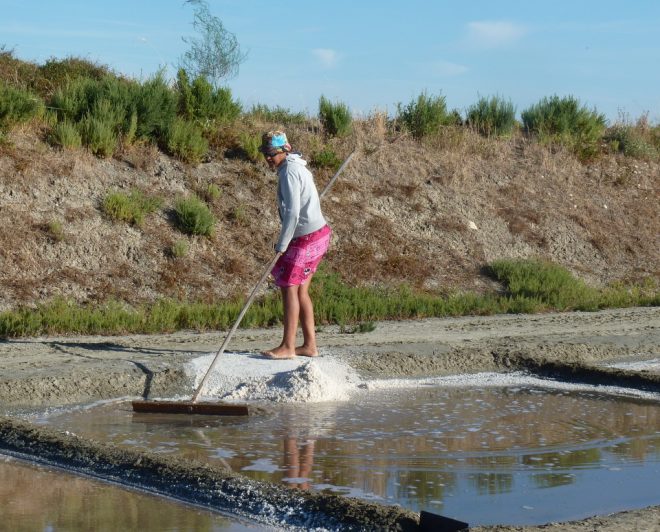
[1,306,658,407]
[0,306,659,530]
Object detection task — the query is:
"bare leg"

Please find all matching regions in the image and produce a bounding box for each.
[263,285,299,359]
[297,439,315,489]
[283,437,314,490]
[296,275,319,357]
[283,437,299,479]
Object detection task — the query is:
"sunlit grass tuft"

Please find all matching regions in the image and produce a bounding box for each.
[102,188,163,227]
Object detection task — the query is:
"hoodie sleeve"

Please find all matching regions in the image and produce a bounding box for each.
[275,168,301,252]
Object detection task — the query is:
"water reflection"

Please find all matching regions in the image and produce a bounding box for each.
[469,472,513,496]
[39,385,660,526]
[283,437,315,489]
[0,458,261,531]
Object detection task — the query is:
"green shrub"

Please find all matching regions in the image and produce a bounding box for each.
[49,76,96,122]
[0,82,44,130]
[92,98,125,129]
[50,77,133,123]
[176,69,195,119]
[0,47,40,91]
[397,91,450,139]
[467,95,516,137]
[193,79,241,124]
[247,103,307,124]
[238,131,262,162]
[605,124,658,160]
[103,189,163,226]
[49,75,142,151]
[231,204,248,226]
[311,147,341,170]
[174,195,215,236]
[488,258,600,311]
[319,95,352,137]
[651,125,660,152]
[123,110,138,146]
[79,114,117,157]
[170,239,189,258]
[134,72,177,139]
[447,108,464,126]
[49,73,176,144]
[49,120,82,149]
[46,220,65,242]
[521,95,606,159]
[175,68,241,125]
[165,118,208,164]
[92,82,133,132]
[38,56,110,95]
[43,108,58,128]
[202,183,221,202]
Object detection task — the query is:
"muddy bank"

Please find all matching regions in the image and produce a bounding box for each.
[0,307,659,530]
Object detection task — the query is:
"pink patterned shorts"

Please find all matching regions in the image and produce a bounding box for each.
[272,225,332,287]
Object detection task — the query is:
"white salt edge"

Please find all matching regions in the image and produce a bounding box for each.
[605,357,660,372]
[185,351,660,404]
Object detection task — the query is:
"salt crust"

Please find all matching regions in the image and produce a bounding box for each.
[186,351,660,404]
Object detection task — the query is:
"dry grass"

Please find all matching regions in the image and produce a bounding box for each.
[122,140,159,173]
[387,181,421,198]
[568,211,610,255]
[433,215,468,233]
[90,262,143,303]
[358,110,389,142]
[0,117,658,312]
[328,215,436,287]
[0,210,40,265]
[498,205,547,248]
[205,126,240,155]
[157,259,187,298]
[1,129,86,186]
[223,254,249,277]
[332,243,379,283]
[63,206,97,223]
[381,251,433,285]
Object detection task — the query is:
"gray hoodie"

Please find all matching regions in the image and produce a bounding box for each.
[275,153,326,252]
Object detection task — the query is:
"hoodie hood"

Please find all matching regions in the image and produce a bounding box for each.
[284,153,307,167]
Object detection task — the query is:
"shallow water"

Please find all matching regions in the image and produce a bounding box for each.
[37,384,660,526]
[0,456,266,531]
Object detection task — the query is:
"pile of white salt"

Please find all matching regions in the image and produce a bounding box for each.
[186,351,360,403]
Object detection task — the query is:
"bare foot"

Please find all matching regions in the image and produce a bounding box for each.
[262,346,296,360]
[295,346,319,357]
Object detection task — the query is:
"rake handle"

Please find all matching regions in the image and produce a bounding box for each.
[191,150,356,402]
[191,251,282,403]
[320,151,355,199]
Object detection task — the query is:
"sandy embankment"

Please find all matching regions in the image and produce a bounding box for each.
[0,306,659,530]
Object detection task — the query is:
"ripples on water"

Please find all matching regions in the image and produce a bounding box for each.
[35,385,660,526]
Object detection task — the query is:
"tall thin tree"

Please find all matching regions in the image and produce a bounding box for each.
[178,0,247,87]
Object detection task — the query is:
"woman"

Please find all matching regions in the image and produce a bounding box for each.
[260,131,331,359]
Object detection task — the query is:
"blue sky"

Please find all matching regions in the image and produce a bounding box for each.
[2,1,659,122]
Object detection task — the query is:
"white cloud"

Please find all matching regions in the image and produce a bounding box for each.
[429,60,469,77]
[465,21,527,48]
[312,48,339,69]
